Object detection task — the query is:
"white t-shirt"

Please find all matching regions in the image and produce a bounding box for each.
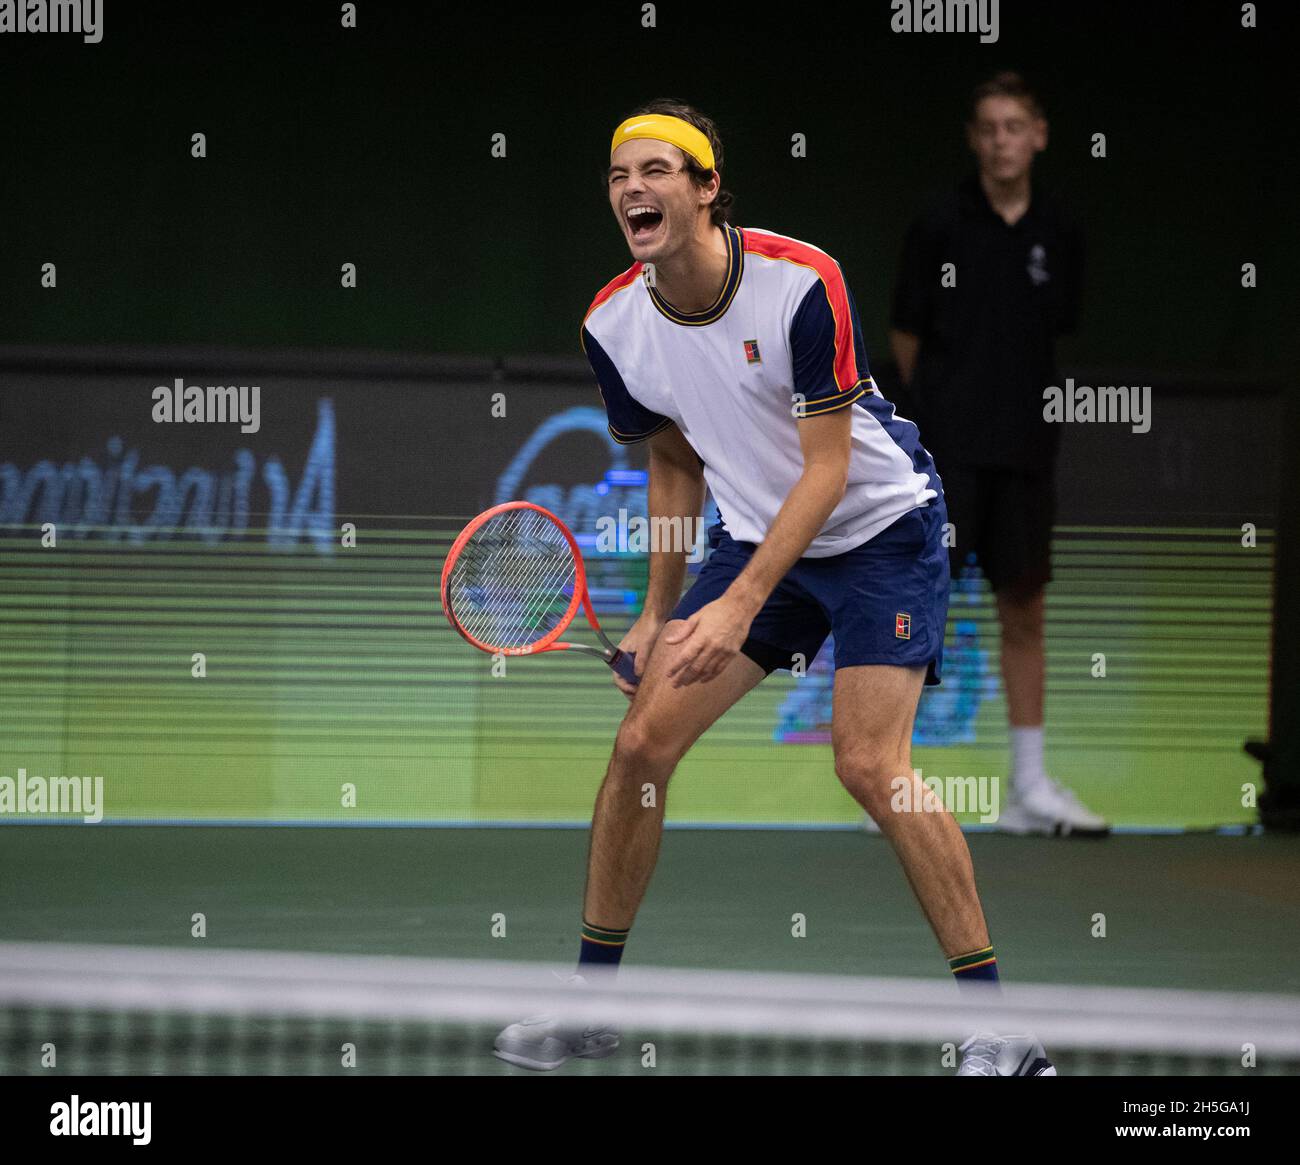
[581,224,940,557]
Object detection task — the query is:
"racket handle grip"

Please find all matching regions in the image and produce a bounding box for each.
[608,649,639,686]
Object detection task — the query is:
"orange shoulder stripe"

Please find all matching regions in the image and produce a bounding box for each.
[742,231,857,392]
[583,263,644,326]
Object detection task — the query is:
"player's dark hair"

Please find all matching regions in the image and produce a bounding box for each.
[622,98,734,227]
[968,72,1044,121]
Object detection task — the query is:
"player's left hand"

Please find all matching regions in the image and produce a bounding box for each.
[662,597,752,687]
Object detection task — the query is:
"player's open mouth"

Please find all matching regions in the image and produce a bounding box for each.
[626,205,664,241]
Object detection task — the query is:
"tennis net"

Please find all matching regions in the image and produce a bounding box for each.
[2,943,1297,1076]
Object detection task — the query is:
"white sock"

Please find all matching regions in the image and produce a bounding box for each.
[1010,726,1047,792]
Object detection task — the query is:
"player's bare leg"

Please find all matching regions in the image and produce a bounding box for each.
[495,626,763,1070]
[830,664,1057,1077]
[832,663,990,957]
[582,620,765,928]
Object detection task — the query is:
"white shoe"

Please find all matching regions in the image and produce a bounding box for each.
[991,801,1042,835]
[998,778,1110,837]
[493,974,621,1070]
[957,1031,1056,1075]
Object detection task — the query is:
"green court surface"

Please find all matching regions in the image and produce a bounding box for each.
[0,524,1273,830]
[2,826,1297,993]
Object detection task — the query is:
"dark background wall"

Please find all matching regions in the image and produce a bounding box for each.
[0,0,1290,377]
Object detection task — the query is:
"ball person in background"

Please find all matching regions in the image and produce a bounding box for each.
[890,72,1108,837]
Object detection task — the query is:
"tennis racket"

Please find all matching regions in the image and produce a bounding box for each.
[440,501,639,685]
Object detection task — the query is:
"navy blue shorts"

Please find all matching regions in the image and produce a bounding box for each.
[671,499,952,686]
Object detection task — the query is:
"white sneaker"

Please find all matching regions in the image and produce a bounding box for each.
[493,974,621,1071]
[991,800,1042,835]
[998,778,1110,837]
[957,1031,1056,1075]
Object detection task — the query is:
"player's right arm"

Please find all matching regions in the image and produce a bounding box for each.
[582,320,697,696]
[610,423,704,697]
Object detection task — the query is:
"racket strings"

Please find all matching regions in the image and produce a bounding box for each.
[469,512,571,631]
[467,548,568,644]
[469,514,575,646]
[447,509,579,649]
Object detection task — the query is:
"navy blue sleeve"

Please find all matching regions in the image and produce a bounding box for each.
[581,326,673,444]
[790,278,871,416]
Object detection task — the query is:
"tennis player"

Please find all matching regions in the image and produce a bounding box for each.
[495,100,1052,1077]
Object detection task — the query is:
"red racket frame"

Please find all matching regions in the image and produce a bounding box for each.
[440,501,636,680]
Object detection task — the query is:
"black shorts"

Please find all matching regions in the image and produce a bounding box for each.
[939,464,1055,598]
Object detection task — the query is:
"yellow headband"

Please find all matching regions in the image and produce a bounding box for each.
[610,114,715,172]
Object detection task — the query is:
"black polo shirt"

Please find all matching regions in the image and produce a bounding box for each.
[890,174,1083,471]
